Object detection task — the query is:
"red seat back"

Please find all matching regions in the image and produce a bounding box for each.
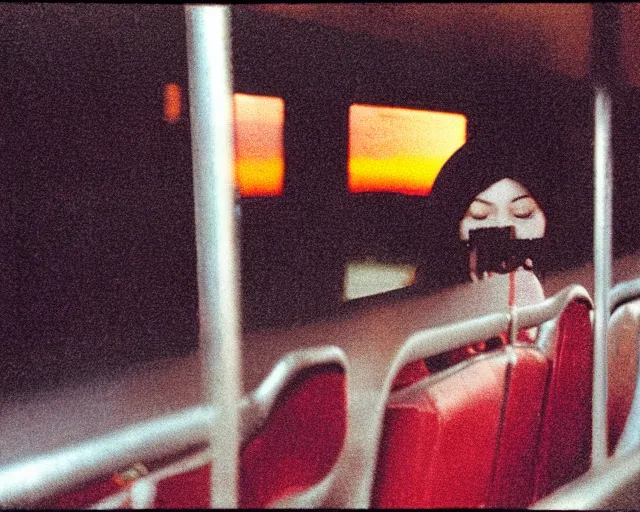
[488,346,548,508]
[239,364,346,508]
[607,300,640,455]
[146,364,347,509]
[533,300,593,500]
[372,350,509,508]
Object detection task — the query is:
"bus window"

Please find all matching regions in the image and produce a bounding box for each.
[344,104,466,300]
[164,83,182,123]
[348,104,466,196]
[233,93,285,197]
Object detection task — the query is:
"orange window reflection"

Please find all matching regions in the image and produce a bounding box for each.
[164,83,182,124]
[348,104,467,195]
[233,93,285,197]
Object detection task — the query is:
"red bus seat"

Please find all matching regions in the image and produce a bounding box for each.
[238,363,346,508]
[41,350,347,510]
[129,363,347,509]
[532,298,593,501]
[487,346,548,507]
[372,350,510,508]
[608,299,640,456]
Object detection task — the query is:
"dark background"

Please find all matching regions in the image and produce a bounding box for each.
[1,5,638,392]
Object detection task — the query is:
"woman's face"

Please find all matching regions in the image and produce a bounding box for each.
[459,178,546,241]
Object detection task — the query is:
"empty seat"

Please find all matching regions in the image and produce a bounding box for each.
[133,363,346,509]
[609,298,640,457]
[487,346,549,508]
[607,299,640,455]
[372,350,510,508]
[532,299,593,500]
[239,363,346,508]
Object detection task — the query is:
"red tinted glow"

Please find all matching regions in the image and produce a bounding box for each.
[349,104,467,195]
[233,93,285,197]
[164,83,182,123]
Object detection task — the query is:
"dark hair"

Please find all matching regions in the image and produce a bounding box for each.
[414,134,556,292]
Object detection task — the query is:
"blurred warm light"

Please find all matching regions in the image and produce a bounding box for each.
[163,83,182,123]
[349,104,467,195]
[344,260,416,301]
[233,93,285,197]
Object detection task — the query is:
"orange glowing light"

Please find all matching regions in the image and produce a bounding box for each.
[233,93,285,197]
[348,104,467,195]
[163,83,182,123]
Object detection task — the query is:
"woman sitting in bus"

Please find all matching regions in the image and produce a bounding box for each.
[393,134,552,386]
[417,134,550,290]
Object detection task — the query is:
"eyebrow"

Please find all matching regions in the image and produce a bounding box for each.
[471,194,531,206]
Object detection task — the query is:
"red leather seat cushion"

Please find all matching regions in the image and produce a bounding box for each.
[373,352,509,508]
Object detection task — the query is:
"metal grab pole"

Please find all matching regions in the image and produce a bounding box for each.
[592,86,612,468]
[185,5,241,508]
[590,3,619,469]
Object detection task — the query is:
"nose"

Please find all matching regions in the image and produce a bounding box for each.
[494,208,513,227]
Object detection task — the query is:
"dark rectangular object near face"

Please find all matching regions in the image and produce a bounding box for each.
[467,227,544,275]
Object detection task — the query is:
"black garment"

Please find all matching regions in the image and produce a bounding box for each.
[414,134,557,292]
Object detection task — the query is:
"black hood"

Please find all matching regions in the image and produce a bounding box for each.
[429,134,555,241]
[415,134,558,291]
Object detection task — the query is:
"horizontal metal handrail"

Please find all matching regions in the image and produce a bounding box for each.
[0,405,216,508]
[514,284,593,332]
[531,447,640,509]
[610,277,640,314]
[0,346,346,509]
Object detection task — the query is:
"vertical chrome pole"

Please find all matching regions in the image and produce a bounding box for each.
[590,3,619,469]
[185,5,241,507]
[592,86,612,468]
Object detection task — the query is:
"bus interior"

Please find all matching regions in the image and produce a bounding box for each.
[1,3,640,509]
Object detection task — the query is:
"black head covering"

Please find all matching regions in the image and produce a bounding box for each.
[414,133,557,291]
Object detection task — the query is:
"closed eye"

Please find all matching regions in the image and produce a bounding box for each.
[467,200,490,220]
[511,196,537,219]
